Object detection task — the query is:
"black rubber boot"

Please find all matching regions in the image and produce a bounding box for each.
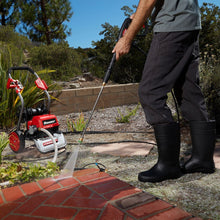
[138,122,182,183]
[182,121,216,174]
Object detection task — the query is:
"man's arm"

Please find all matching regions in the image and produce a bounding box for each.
[112,0,157,60]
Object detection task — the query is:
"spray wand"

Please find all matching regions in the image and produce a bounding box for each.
[79,18,132,144]
[62,18,148,175]
[62,18,133,175]
[79,17,151,143]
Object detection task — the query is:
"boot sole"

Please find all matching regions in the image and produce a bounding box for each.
[183,167,215,174]
[138,173,183,183]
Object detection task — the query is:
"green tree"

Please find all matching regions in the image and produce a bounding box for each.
[121,5,136,17]
[90,4,152,83]
[91,21,149,83]
[19,0,73,45]
[0,0,19,27]
[200,3,220,61]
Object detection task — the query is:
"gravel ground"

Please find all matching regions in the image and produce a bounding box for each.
[2,103,220,219]
[56,104,220,220]
[57,104,150,133]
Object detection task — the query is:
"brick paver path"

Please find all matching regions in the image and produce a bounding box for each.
[0,168,202,219]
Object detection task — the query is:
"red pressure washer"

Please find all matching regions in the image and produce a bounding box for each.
[7,66,66,153]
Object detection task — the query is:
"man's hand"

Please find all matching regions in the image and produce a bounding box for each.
[112,37,132,61]
[112,13,134,61]
[112,0,156,61]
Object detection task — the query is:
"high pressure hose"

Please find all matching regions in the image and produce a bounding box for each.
[38,128,58,163]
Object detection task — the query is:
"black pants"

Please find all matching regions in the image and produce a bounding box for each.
[139,31,208,125]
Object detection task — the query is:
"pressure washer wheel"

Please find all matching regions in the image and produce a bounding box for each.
[9,131,25,153]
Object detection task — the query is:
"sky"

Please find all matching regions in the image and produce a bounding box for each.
[67,0,220,48]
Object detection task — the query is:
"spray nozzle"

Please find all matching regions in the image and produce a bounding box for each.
[78,137,83,144]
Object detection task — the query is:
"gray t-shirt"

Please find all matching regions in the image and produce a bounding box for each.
[152,0,201,32]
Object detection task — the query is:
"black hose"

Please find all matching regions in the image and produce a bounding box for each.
[67,140,157,146]
[63,130,154,135]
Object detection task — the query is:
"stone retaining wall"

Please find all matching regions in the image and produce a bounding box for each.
[50,83,139,115]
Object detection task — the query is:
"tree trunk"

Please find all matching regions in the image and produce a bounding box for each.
[40,0,51,45]
[1,14,6,26]
[0,8,6,26]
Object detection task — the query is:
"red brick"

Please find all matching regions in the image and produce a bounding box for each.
[73,168,99,177]
[87,177,130,194]
[64,197,107,209]
[14,195,48,214]
[74,209,101,220]
[4,215,41,220]
[0,203,18,219]
[32,205,77,219]
[20,182,42,196]
[100,204,125,220]
[125,217,135,220]
[72,185,94,198]
[45,187,76,205]
[76,171,109,183]
[2,186,25,202]
[56,176,80,187]
[85,176,116,186]
[128,199,172,218]
[37,177,61,192]
[145,207,191,220]
[91,192,105,199]
[103,186,142,201]
[0,192,4,205]
[187,218,203,220]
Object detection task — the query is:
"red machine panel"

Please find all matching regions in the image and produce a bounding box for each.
[28,114,59,129]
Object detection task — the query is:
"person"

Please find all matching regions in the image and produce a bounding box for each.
[112,0,216,183]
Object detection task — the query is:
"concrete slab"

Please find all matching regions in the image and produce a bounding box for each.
[91,142,155,157]
[214,142,220,169]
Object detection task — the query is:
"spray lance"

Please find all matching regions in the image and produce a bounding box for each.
[61,18,135,175]
[79,18,133,144]
[62,18,179,174]
[79,17,179,132]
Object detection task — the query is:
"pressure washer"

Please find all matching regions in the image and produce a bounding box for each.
[7,66,66,154]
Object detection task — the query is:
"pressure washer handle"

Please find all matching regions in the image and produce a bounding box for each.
[103,53,116,84]
[103,18,132,84]
[7,66,51,112]
[117,18,132,41]
[8,66,39,78]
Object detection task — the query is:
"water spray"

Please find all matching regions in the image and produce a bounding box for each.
[62,18,132,175]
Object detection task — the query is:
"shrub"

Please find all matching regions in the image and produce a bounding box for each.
[0,55,57,129]
[0,26,31,49]
[200,59,220,119]
[29,43,83,80]
[116,104,140,123]
[0,26,32,69]
[0,133,9,164]
[0,161,59,187]
[67,113,87,132]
